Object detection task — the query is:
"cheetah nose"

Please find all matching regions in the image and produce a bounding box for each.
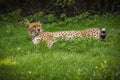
[38,29,40,31]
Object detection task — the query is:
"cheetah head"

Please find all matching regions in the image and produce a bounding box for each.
[26,21,43,38]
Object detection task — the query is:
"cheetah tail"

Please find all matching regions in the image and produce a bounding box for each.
[100,28,106,40]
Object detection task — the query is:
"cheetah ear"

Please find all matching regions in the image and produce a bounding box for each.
[26,25,29,28]
[23,19,30,28]
[26,23,30,28]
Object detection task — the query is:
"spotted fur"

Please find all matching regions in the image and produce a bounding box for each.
[26,22,106,48]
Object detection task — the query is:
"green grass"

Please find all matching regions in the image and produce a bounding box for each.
[0,14,120,80]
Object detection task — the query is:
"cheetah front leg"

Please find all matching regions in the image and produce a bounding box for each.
[46,40,55,48]
[32,37,40,45]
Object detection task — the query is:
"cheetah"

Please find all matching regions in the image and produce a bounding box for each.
[26,22,106,48]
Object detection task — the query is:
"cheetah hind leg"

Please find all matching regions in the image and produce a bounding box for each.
[47,40,55,48]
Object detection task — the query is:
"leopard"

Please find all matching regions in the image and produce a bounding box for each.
[26,21,106,48]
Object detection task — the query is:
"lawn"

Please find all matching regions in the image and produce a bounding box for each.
[0,14,120,80]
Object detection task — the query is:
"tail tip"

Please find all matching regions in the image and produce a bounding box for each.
[101,28,106,32]
[100,28,106,40]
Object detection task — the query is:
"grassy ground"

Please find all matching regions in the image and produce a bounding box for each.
[0,14,120,80]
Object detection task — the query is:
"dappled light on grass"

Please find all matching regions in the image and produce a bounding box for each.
[0,58,18,66]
